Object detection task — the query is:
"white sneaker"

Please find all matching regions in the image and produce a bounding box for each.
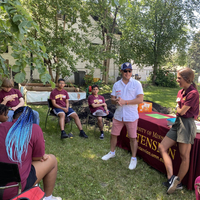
[128,158,137,170]
[102,152,115,160]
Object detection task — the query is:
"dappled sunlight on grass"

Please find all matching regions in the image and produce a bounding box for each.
[82,150,98,159]
[156,194,165,200]
[56,156,60,163]
[28,105,44,109]
[35,105,43,108]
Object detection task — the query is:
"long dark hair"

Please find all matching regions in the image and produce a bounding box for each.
[178,68,197,89]
[0,104,9,116]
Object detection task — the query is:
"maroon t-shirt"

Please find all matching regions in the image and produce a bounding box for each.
[50,88,69,108]
[0,88,23,108]
[0,120,45,200]
[88,95,105,114]
[176,85,199,118]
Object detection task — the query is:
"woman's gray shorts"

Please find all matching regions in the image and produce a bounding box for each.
[166,116,197,144]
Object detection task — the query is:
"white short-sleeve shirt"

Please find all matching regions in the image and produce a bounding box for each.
[111,78,144,122]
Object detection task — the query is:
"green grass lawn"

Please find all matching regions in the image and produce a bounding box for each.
[29,85,196,200]
[143,85,180,108]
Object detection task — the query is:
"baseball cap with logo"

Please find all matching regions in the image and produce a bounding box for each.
[121,62,132,71]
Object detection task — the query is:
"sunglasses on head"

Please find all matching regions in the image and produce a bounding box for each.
[123,70,132,73]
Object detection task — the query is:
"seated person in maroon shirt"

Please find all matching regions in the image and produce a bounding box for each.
[0,104,9,123]
[0,106,61,200]
[0,78,40,125]
[50,78,88,139]
[88,85,113,139]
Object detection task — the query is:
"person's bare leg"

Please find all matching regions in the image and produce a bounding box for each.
[97,117,103,131]
[129,138,138,157]
[158,136,176,179]
[110,134,118,152]
[32,154,57,197]
[58,112,65,130]
[177,143,191,182]
[70,112,82,130]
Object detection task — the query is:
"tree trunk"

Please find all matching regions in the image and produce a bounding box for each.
[102,60,106,82]
[48,66,54,82]
[54,57,59,83]
[152,63,157,85]
[103,35,112,84]
[55,68,59,83]
[101,6,119,84]
[153,30,158,85]
[105,58,110,84]
[44,58,54,82]
[102,59,110,84]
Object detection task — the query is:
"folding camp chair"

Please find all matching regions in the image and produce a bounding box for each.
[86,113,111,134]
[45,99,72,131]
[0,162,21,200]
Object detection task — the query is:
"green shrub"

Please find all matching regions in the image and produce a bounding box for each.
[151,68,178,87]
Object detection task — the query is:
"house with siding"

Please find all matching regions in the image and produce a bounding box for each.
[1,15,152,84]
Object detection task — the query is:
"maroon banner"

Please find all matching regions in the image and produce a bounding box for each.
[117,112,200,190]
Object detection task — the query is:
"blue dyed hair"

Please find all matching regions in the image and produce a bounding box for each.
[5,106,34,164]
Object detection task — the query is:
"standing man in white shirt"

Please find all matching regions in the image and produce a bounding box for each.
[102,62,144,170]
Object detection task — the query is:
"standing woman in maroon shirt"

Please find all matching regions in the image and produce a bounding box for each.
[159,68,199,194]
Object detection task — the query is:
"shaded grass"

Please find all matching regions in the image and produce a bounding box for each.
[28,85,196,200]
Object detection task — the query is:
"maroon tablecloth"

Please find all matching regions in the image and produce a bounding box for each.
[116,111,200,190]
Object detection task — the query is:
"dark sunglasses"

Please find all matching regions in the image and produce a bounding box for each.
[123,70,132,73]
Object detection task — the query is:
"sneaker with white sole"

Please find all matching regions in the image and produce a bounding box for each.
[128,158,137,170]
[167,175,180,194]
[176,183,183,190]
[163,181,183,190]
[102,152,115,160]
[99,133,104,140]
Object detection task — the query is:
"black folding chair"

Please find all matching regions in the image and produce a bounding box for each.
[0,162,21,200]
[45,99,72,131]
[45,99,59,129]
[86,113,111,134]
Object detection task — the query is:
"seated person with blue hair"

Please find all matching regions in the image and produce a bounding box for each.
[0,106,61,200]
[0,78,40,125]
